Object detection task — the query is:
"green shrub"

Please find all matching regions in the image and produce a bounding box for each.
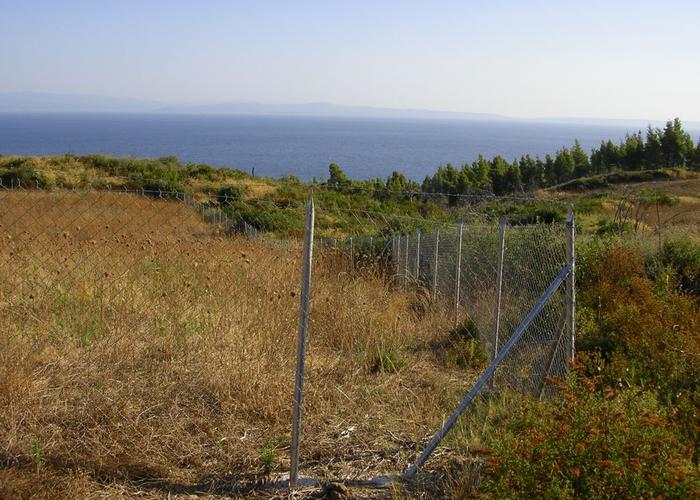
[224,199,305,237]
[648,191,680,206]
[450,318,480,340]
[157,155,178,165]
[217,185,245,205]
[369,347,405,374]
[30,437,45,474]
[449,337,487,369]
[257,440,280,474]
[577,242,699,386]
[0,158,52,188]
[557,169,688,192]
[576,240,700,454]
[658,238,700,295]
[431,319,488,370]
[498,204,566,224]
[477,375,699,498]
[186,163,215,179]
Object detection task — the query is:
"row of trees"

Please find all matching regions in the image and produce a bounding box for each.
[328,118,700,199]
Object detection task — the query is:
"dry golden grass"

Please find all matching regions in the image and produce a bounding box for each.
[608,177,700,228]
[236,179,277,199]
[0,190,470,498]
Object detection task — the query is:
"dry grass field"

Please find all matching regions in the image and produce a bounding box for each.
[608,177,700,229]
[0,190,475,498]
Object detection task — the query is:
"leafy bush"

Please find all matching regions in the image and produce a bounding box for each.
[448,337,487,370]
[577,242,699,387]
[576,240,700,453]
[217,185,245,205]
[479,201,566,225]
[185,162,213,178]
[450,318,480,340]
[658,238,700,296]
[557,175,610,191]
[0,157,51,188]
[647,190,680,206]
[224,199,305,237]
[478,375,699,498]
[430,319,488,370]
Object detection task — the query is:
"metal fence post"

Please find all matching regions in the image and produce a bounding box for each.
[404,233,410,288]
[566,207,576,362]
[493,216,507,364]
[432,227,440,301]
[454,223,464,326]
[394,235,400,280]
[415,229,421,281]
[349,236,354,273]
[290,189,315,488]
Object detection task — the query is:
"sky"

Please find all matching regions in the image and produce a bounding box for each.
[2,0,700,121]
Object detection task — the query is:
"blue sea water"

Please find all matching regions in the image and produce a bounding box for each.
[0,113,695,181]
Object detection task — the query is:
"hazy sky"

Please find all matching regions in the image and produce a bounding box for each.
[2,0,699,120]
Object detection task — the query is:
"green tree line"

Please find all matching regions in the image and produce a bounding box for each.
[328,118,700,201]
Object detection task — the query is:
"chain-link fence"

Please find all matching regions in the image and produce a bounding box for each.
[333,217,573,388]
[0,183,574,489]
[0,184,313,491]
[326,210,575,476]
[0,186,288,327]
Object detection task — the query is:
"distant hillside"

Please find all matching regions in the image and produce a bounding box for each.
[5,92,699,128]
[0,92,504,120]
[154,100,507,121]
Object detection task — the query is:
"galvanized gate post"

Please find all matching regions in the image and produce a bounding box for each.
[349,236,354,273]
[492,216,507,366]
[432,227,440,301]
[394,235,401,280]
[415,229,421,281]
[566,207,576,361]
[404,233,410,287]
[290,189,315,487]
[454,223,464,326]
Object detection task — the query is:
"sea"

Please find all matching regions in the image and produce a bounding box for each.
[1,113,696,181]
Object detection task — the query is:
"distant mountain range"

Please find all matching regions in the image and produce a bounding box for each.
[0,92,506,121]
[0,91,696,129]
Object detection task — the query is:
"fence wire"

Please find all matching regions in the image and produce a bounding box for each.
[0,187,295,333]
[0,184,573,486]
[336,218,572,396]
[314,203,573,476]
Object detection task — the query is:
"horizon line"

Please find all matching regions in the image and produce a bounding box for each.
[2,90,700,126]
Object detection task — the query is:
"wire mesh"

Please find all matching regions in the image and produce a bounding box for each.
[332,216,572,397]
[0,186,297,327]
[0,184,308,481]
[0,184,573,485]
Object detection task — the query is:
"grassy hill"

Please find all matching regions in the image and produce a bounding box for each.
[4,153,698,239]
[0,189,472,497]
[0,155,698,497]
